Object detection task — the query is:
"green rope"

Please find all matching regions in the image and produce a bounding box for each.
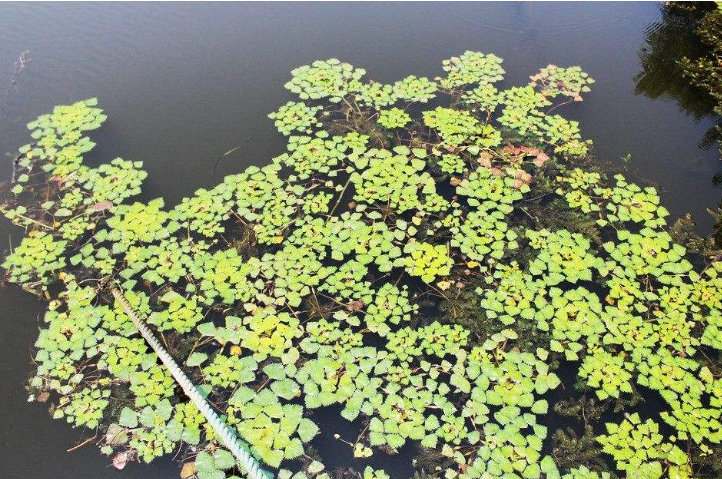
[109,284,273,479]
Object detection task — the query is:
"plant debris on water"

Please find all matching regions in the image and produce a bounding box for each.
[2,51,722,479]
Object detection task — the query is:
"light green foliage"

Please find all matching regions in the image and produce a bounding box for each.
[129,399,176,462]
[235,307,303,360]
[356,82,397,108]
[498,86,551,137]
[326,212,405,272]
[401,241,453,283]
[437,154,466,174]
[423,106,501,147]
[54,385,110,429]
[460,350,560,479]
[261,244,331,307]
[302,191,332,215]
[319,260,373,303]
[451,204,518,265]
[102,336,150,380]
[457,166,528,206]
[526,229,603,285]
[189,249,262,306]
[597,414,691,478]
[148,290,203,334]
[227,388,318,467]
[2,231,66,288]
[561,467,610,479]
[129,364,175,407]
[6,55,721,479]
[285,58,365,102]
[387,322,468,361]
[578,348,634,400]
[194,449,238,479]
[603,228,690,284]
[167,401,204,445]
[377,108,411,129]
[365,283,416,336]
[126,237,198,286]
[539,287,604,359]
[702,311,722,350]
[170,187,231,238]
[105,198,175,251]
[274,133,348,179]
[80,157,147,205]
[463,83,501,110]
[351,147,436,213]
[24,98,105,178]
[542,115,590,156]
[606,175,668,228]
[556,168,602,214]
[225,164,284,217]
[393,75,437,103]
[268,101,323,135]
[440,51,505,88]
[479,262,542,326]
[530,65,595,100]
[203,354,258,389]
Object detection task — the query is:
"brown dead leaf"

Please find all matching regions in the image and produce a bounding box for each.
[346,300,364,312]
[478,152,493,168]
[180,462,196,479]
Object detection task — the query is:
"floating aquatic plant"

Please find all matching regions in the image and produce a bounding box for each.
[268,101,323,136]
[4,52,722,479]
[378,108,412,129]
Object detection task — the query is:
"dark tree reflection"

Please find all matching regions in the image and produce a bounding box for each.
[635,2,722,253]
[635,2,716,119]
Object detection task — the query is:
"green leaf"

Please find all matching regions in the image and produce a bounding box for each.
[118,407,138,428]
[186,352,208,367]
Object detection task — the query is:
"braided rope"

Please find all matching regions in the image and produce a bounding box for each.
[110,284,273,479]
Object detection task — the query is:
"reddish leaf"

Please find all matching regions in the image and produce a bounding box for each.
[90,200,113,212]
[513,170,532,188]
[346,300,364,312]
[533,152,550,167]
[113,451,129,470]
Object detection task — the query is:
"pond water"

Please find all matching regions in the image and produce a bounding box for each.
[0,2,718,478]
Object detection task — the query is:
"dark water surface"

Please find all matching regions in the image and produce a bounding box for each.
[0,2,718,478]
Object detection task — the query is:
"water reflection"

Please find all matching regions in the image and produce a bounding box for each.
[635,3,715,120]
[636,2,722,244]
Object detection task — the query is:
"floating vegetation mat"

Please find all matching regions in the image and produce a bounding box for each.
[2,52,721,479]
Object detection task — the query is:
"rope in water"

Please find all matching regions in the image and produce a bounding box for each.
[109,283,273,479]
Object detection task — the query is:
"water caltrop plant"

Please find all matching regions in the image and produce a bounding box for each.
[2,51,722,479]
